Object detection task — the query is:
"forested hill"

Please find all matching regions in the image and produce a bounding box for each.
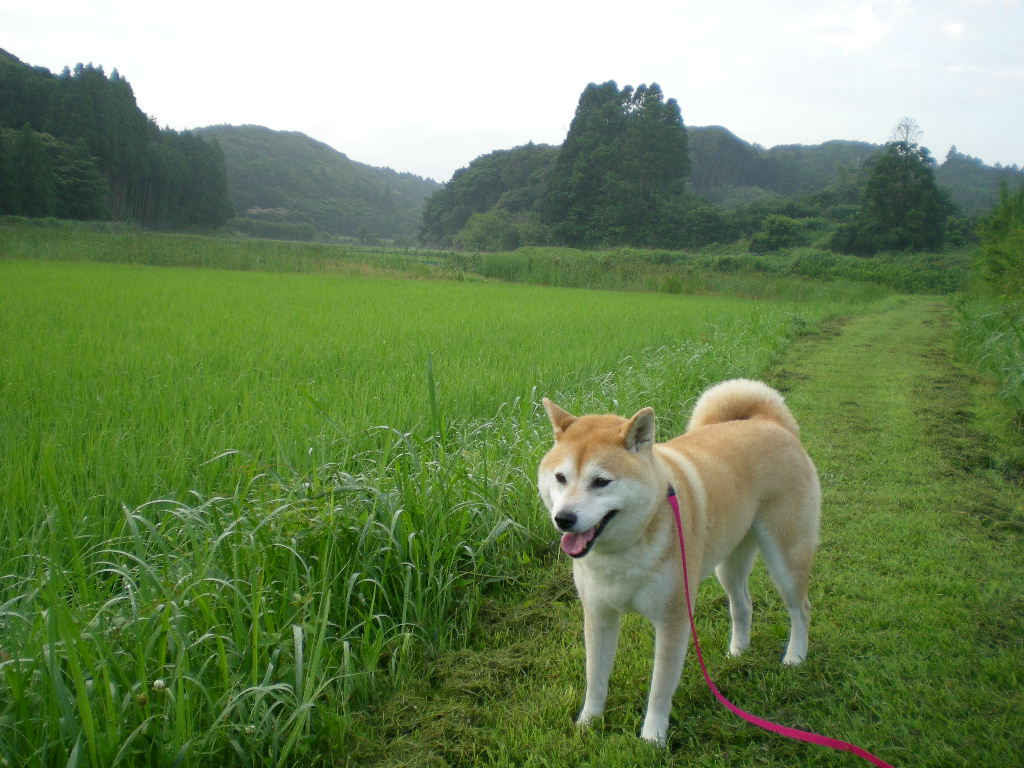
[2,46,1017,242]
[0,48,232,228]
[192,125,440,243]
[420,77,1024,254]
[0,48,437,240]
[688,127,878,203]
[688,125,1021,216]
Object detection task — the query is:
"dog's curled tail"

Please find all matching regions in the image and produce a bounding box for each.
[686,378,800,437]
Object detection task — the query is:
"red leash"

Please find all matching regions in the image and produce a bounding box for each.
[667,486,896,767]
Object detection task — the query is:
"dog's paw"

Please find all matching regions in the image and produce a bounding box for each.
[782,652,806,666]
[638,708,671,745]
[576,708,599,728]
[640,725,668,746]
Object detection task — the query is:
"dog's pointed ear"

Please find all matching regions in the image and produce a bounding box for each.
[623,407,655,453]
[543,398,576,438]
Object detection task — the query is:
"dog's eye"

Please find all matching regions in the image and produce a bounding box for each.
[591,476,612,489]
[554,472,567,485]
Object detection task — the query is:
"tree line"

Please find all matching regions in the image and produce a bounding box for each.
[2,50,1014,253]
[0,52,231,228]
[421,83,1003,257]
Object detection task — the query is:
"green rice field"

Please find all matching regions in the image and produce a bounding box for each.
[0,253,844,766]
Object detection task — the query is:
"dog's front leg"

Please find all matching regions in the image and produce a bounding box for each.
[640,618,690,745]
[578,601,621,727]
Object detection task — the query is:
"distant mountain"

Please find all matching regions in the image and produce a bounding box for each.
[688,125,878,201]
[687,125,1022,216]
[936,148,1023,216]
[191,125,440,242]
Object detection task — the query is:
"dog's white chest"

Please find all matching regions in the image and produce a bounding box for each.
[575,551,678,622]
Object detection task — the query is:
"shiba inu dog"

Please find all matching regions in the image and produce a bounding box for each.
[537,379,820,745]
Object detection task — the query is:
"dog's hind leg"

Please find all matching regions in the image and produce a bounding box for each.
[755,525,814,666]
[715,531,759,657]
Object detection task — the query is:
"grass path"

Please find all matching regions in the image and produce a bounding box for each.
[344,296,1022,768]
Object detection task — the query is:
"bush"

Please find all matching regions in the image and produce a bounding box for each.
[749,215,809,253]
[828,218,877,256]
[788,249,838,280]
[454,210,523,252]
[975,182,1024,297]
[824,204,860,223]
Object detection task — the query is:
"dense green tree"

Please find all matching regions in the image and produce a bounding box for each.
[976,181,1024,296]
[420,143,557,245]
[177,132,233,228]
[45,64,153,219]
[1,52,231,229]
[863,141,951,251]
[749,214,809,253]
[0,132,9,209]
[52,137,108,219]
[539,81,689,247]
[0,49,56,130]
[9,124,57,215]
[0,127,107,218]
[831,130,954,255]
[132,130,234,229]
[653,196,738,247]
[454,209,523,251]
[539,81,621,245]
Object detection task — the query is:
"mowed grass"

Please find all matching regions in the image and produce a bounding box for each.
[0,257,840,767]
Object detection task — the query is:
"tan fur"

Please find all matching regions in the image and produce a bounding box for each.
[537,379,820,745]
[686,377,800,437]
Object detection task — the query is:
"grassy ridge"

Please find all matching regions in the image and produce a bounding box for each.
[0,217,418,274]
[446,245,967,296]
[0,255,841,766]
[2,217,911,303]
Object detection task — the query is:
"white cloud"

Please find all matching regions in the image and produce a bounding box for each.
[800,0,893,55]
[2,0,1021,178]
[942,21,965,39]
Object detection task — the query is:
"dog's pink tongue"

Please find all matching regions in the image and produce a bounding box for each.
[560,528,596,556]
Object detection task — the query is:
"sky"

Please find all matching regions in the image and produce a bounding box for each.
[3,0,1022,182]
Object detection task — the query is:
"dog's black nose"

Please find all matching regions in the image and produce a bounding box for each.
[554,510,577,531]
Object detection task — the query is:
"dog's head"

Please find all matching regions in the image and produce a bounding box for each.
[537,398,661,558]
